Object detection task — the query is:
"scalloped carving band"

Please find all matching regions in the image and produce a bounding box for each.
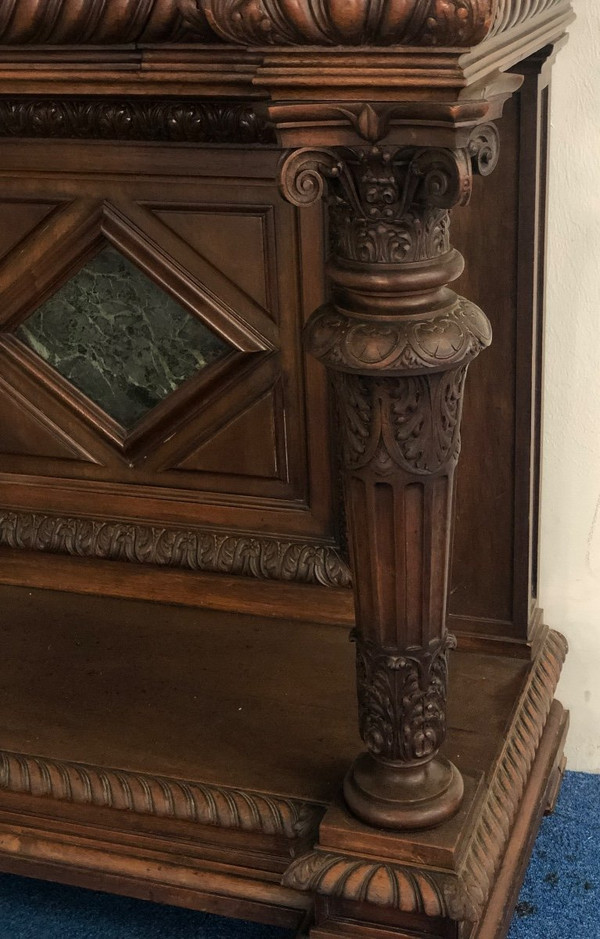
[0,749,324,839]
[283,850,449,916]
[306,298,492,376]
[0,0,571,47]
[0,511,351,588]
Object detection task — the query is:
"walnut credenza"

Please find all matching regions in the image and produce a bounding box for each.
[0,3,573,938]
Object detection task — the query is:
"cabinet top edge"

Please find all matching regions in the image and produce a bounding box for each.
[0,1,572,51]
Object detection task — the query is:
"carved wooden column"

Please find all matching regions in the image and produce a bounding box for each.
[281,131,498,830]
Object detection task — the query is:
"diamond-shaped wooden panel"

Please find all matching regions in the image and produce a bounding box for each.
[17,245,232,430]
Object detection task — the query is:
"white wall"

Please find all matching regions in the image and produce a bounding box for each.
[540,0,600,771]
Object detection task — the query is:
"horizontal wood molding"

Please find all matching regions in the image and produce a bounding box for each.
[0,98,275,144]
[0,510,351,588]
[0,749,323,840]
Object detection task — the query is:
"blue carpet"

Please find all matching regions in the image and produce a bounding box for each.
[0,771,595,937]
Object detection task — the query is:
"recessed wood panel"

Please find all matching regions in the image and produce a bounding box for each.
[175,387,280,479]
[155,209,271,311]
[0,201,58,263]
[0,380,94,462]
[0,144,336,556]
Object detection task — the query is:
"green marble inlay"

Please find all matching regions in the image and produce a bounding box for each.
[17,246,230,428]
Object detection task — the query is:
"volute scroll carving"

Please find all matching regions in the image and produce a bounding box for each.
[279,125,499,831]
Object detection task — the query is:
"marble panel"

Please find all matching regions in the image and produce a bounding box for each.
[17,246,230,428]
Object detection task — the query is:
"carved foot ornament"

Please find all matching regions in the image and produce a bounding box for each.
[280,128,499,830]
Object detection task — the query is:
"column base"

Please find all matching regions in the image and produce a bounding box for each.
[343,752,464,831]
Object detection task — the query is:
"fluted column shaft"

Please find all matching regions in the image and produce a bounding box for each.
[281,131,497,829]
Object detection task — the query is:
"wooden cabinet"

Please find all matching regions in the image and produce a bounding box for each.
[0,3,573,937]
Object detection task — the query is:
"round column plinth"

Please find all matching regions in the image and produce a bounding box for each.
[344,753,464,831]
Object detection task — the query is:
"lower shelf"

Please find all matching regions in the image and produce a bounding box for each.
[0,584,567,938]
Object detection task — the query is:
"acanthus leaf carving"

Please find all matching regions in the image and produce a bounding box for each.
[333,366,469,477]
[281,137,502,266]
[354,632,457,762]
[0,98,275,145]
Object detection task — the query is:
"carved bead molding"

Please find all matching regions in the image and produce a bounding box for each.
[203,0,566,47]
[0,99,275,145]
[283,629,568,920]
[0,749,323,840]
[0,511,351,589]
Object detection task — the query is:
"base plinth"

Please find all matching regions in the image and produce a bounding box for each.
[343,753,464,831]
[0,585,568,939]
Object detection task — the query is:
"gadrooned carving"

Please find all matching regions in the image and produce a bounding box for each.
[203,0,495,47]
[0,749,323,839]
[0,0,214,44]
[333,366,469,477]
[0,99,275,144]
[282,850,449,915]
[489,0,567,37]
[0,511,351,588]
[0,0,570,46]
[306,299,492,376]
[354,632,456,763]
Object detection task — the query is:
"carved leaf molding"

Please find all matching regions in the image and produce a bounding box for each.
[354,632,456,762]
[0,511,351,588]
[333,367,469,477]
[0,98,275,145]
[0,749,324,839]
